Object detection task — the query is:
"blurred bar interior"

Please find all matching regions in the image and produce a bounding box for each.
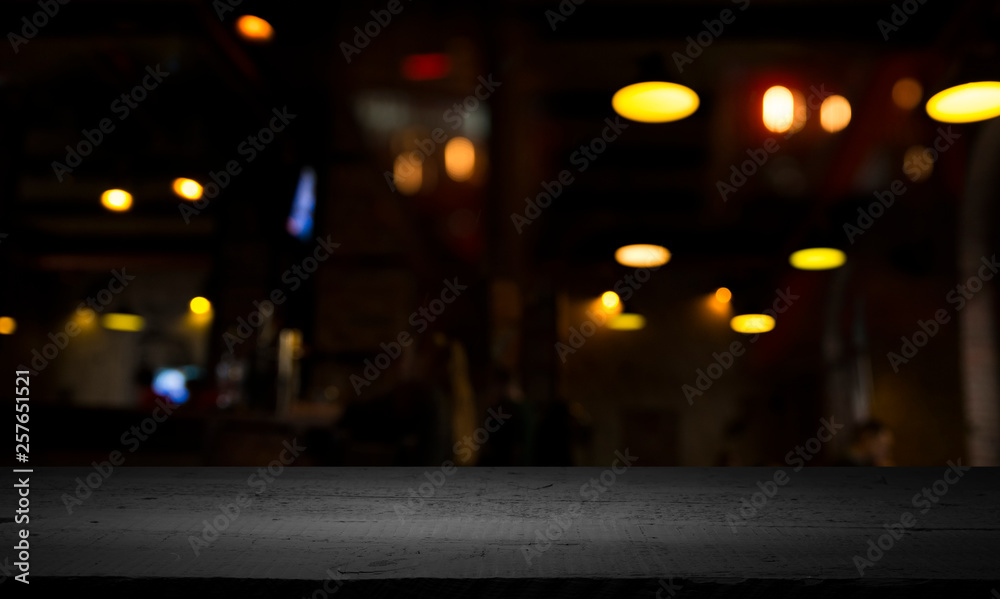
[1,0,999,466]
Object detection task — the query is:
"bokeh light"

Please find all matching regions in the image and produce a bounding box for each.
[820,95,851,132]
[789,247,846,270]
[730,314,775,334]
[153,368,189,404]
[903,145,933,182]
[608,313,646,330]
[236,15,274,42]
[612,81,699,123]
[926,81,1000,123]
[172,178,203,200]
[401,53,451,81]
[788,89,808,135]
[0,316,16,335]
[601,291,620,309]
[101,313,145,332]
[72,307,97,329]
[101,189,132,212]
[393,152,423,195]
[763,86,794,133]
[189,296,212,315]
[444,137,475,182]
[892,77,922,110]
[614,244,671,268]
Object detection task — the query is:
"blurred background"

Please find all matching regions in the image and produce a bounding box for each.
[1,0,999,467]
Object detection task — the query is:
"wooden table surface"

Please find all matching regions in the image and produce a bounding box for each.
[5,467,999,597]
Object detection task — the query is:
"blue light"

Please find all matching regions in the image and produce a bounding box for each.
[153,368,189,404]
[286,166,316,241]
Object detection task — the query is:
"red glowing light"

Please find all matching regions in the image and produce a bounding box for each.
[401,53,452,81]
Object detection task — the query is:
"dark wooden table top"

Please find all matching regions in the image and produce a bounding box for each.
[7,466,999,597]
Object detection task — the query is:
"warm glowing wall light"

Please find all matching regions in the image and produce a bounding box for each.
[101,189,132,212]
[715,287,732,303]
[608,313,645,330]
[189,297,212,315]
[789,247,846,271]
[0,316,16,335]
[393,153,423,195]
[173,178,203,200]
[926,81,1000,123]
[101,313,145,332]
[730,314,775,334]
[892,78,922,110]
[763,86,794,133]
[444,137,475,182]
[614,244,671,268]
[237,15,274,42]
[612,81,699,123]
[820,95,851,133]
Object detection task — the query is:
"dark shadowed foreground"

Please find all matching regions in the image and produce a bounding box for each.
[5,467,999,597]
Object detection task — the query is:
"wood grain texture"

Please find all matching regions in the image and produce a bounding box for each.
[5,467,999,597]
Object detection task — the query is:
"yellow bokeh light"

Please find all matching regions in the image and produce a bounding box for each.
[101,313,145,332]
[730,314,775,334]
[789,247,846,271]
[608,313,645,330]
[0,316,16,335]
[601,291,620,309]
[614,244,671,268]
[763,86,794,133]
[101,189,132,212]
[612,81,699,123]
[172,178,203,200]
[189,296,212,315]
[72,307,97,329]
[715,287,732,303]
[892,77,922,110]
[820,95,851,133]
[237,15,274,42]
[393,152,423,195]
[926,81,1000,123]
[444,137,475,182]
